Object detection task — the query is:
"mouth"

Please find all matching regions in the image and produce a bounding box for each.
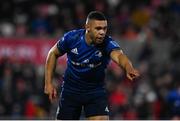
[96,37,104,43]
[97,36,105,40]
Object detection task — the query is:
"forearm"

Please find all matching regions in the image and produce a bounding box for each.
[118,54,133,71]
[45,50,58,84]
[111,50,139,81]
[110,50,134,72]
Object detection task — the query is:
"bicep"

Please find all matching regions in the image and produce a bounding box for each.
[49,43,63,57]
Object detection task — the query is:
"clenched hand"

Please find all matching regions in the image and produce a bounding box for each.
[126,68,140,81]
[44,83,57,103]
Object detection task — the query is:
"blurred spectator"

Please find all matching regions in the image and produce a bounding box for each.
[0,22,15,37]
[166,83,180,120]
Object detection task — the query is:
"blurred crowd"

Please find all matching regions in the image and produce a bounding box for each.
[0,0,180,120]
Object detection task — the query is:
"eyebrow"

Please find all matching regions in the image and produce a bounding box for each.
[95,26,107,29]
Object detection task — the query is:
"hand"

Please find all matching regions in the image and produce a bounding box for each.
[44,82,57,103]
[126,68,140,81]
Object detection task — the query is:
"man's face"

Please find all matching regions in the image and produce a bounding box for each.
[86,20,107,45]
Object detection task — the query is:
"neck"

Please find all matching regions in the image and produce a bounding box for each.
[85,30,93,45]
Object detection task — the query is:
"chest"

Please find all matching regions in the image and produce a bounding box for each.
[68,40,104,64]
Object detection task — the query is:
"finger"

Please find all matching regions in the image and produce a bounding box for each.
[127,74,133,81]
[44,86,50,94]
[128,72,138,81]
[134,70,140,76]
[44,89,48,94]
[49,93,53,102]
[53,88,57,98]
[130,71,140,78]
[44,87,47,94]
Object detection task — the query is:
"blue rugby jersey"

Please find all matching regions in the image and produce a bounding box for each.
[57,29,120,93]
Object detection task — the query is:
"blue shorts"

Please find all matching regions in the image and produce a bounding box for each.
[56,89,109,120]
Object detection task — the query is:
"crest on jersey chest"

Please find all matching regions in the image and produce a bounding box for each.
[95,50,102,57]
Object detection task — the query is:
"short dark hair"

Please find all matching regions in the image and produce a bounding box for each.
[87,11,106,21]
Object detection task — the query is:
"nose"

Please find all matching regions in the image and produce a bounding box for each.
[99,29,105,36]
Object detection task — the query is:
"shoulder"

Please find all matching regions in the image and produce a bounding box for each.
[104,35,119,46]
[57,29,85,45]
[104,35,114,42]
[63,29,85,41]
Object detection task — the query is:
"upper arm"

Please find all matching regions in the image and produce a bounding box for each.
[49,43,63,57]
[56,31,73,55]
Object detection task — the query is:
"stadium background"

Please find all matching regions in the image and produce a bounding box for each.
[0,0,180,120]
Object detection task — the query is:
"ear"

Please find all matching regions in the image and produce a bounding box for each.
[85,24,90,32]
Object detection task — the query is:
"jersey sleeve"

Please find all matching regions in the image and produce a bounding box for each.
[106,39,121,56]
[57,32,71,55]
